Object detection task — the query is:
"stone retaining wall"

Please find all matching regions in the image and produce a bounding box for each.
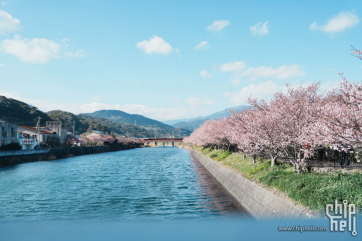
[0,149,49,156]
[188,146,316,219]
[0,144,139,167]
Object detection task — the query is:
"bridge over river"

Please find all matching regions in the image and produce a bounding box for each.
[137,138,183,147]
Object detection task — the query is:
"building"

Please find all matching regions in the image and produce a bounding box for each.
[0,121,18,146]
[17,133,38,150]
[17,121,68,147]
[44,121,68,144]
[18,126,56,146]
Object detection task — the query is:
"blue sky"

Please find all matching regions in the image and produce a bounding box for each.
[0,0,361,121]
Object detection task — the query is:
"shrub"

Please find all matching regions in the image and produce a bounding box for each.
[0,142,22,151]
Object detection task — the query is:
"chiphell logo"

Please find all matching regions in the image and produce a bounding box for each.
[326,200,357,236]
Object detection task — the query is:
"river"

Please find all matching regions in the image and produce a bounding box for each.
[0,147,246,221]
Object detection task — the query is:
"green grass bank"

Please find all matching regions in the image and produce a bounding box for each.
[188,145,362,214]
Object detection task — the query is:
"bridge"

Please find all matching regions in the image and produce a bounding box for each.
[137,138,183,147]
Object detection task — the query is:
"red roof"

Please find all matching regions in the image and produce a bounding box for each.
[19,126,53,134]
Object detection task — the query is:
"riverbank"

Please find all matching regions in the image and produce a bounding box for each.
[180,144,362,218]
[0,144,139,167]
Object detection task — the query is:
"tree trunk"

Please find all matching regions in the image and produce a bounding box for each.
[270,154,277,167]
[291,161,303,174]
[242,153,245,159]
[252,155,256,164]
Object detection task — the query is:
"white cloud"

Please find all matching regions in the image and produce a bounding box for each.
[250,21,270,36]
[0,63,3,67]
[223,91,231,97]
[91,95,102,101]
[206,20,230,31]
[0,87,216,121]
[203,96,214,105]
[310,11,359,34]
[231,78,240,86]
[0,10,20,34]
[64,49,87,59]
[169,99,180,103]
[136,35,173,55]
[195,41,210,50]
[239,64,305,80]
[327,68,335,72]
[175,48,181,56]
[185,96,214,106]
[134,81,140,84]
[0,35,60,64]
[62,38,70,43]
[186,97,201,105]
[200,70,212,78]
[1,2,7,6]
[319,80,340,93]
[220,61,246,72]
[230,80,285,105]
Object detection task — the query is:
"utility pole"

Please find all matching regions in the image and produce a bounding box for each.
[73,120,75,135]
[36,116,41,145]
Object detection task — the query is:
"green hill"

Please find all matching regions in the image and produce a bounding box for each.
[0,96,53,126]
[79,114,191,138]
[78,114,155,137]
[0,96,191,138]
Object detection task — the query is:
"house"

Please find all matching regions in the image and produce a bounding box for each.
[18,126,57,146]
[17,121,68,147]
[0,120,18,146]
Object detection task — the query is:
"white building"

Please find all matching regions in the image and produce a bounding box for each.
[17,135,38,150]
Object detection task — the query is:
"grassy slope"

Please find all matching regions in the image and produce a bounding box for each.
[192,146,362,213]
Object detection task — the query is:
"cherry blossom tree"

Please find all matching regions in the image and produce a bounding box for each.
[183,46,362,173]
[67,133,83,144]
[352,45,362,60]
[87,133,106,143]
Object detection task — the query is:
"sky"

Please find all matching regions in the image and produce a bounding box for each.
[0,0,361,121]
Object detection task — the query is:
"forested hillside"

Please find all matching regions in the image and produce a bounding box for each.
[0,96,53,126]
[0,96,191,138]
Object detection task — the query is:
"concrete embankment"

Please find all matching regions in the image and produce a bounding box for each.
[181,145,316,219]
[0,144,139,167]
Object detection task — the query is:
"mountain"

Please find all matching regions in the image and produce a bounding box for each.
[83,110,175,130]
[47,110,111,135]
[168,105,249,132]
[0,95,53,126]
[0,96,190,138]
[81,110,191,137]
[48,111,191,138]
[163,117,203,126]
[78,114,181,138]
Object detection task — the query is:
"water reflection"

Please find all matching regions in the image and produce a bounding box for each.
[0,147,246,221]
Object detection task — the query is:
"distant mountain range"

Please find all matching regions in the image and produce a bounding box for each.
[83,110,174,130]
[163,105,249,132]
[80,110,191,137]
[1,94,248,136]
[0,95,191,138]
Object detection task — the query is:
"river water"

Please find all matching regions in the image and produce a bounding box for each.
[0,147,246,221]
